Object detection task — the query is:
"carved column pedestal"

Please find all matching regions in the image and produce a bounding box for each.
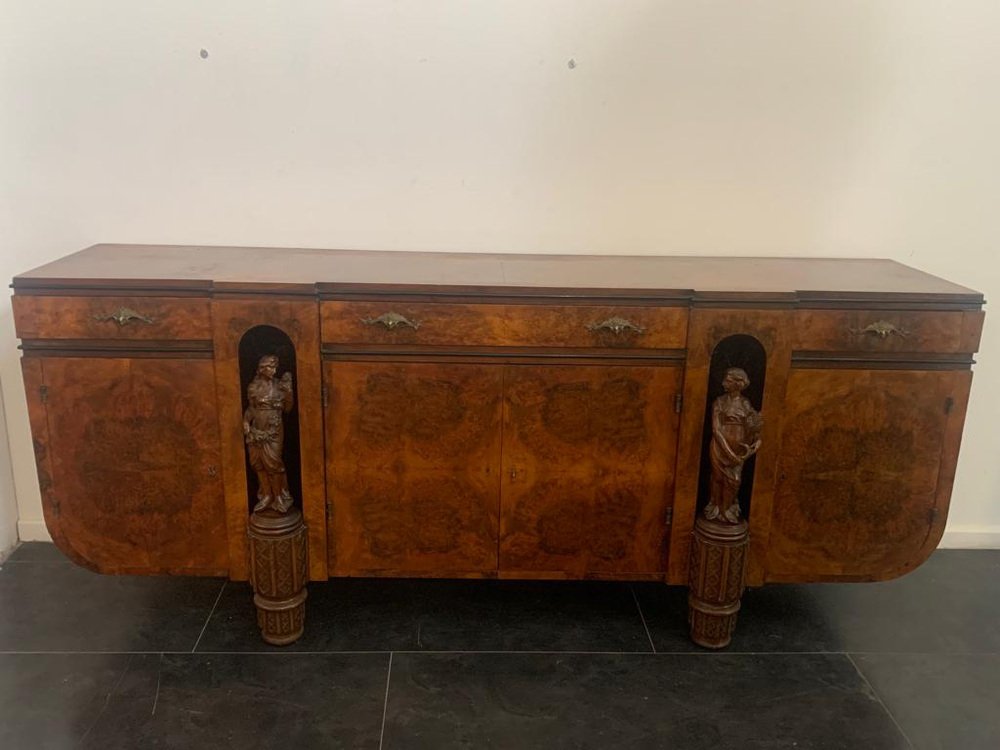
[688,516,749,649]
[248,508,308,646]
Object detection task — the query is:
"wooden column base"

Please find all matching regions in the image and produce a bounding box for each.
[687,516,749,649]
[248,508,308,646]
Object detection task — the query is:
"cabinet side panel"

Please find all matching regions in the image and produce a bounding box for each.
[39,357,228,574]
[20,358,76,563]
[766,368,961,582]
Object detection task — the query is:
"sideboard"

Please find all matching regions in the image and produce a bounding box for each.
[12,245,984,647]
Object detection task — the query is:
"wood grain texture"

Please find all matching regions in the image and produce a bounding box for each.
[499,364,680,578]
[12,295,211,340]
[765,369,963,582]
[211,299,327,581]
[321,301,687,349]
[35,357,227,574]
[667,310,793,586]
[791,309,984,354]
[326,361,503,576]
[14,244,983,305]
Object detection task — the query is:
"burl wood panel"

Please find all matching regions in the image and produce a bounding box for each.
[12,295,212,341]
[321,301,687,350]
[766,368,967,581]
[36,357,228,574]
[212,299,327,581]
[326,361,503,576]
[499,364,680,578]
[791,309,984,354]
[667,310,794,586]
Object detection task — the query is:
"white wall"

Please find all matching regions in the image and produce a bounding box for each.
[1,1,998,548]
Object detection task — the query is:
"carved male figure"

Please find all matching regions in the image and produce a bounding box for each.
[244,354,295,513]
[706,367,762,523]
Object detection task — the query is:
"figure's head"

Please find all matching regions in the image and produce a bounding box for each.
[257,355,279,379]
[722,367,750,394]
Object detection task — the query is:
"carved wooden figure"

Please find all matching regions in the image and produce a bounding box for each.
[244,355,295,514]
[245,354,308,645]
[689,367,761,648]
[706,368,762,524]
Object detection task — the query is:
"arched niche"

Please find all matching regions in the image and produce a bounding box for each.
[238,325,302,513]
[697,334,767,520]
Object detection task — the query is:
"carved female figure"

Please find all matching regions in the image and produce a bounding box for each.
[244,354,295,513]
[706,367,762,524]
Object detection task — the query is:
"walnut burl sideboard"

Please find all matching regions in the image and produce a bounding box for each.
[12,245,984,648]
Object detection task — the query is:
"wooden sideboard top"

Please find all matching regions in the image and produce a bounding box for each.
[13,243,983,305]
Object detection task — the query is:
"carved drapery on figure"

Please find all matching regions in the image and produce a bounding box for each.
[705,367,762,524]
[244,354,295,513]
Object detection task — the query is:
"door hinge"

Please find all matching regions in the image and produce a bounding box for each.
[944,396,954,415]
[321,383,329,409]
[665,507,673,526]
[39,385,49,405]
[674,393,683,414]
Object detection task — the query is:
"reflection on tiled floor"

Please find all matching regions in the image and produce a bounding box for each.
[1,544,997,749]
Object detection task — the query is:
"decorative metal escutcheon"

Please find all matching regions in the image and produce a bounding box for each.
[93,307,155,327]
[851,320,909,339]
[361,312,420,331]
[586,317,646,336]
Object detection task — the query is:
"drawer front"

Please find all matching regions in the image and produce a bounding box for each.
[321,301,688,349]
[792,309,983,354]
[13,295,212,341]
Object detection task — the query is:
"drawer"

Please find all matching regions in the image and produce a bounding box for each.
[13,295,212,340]
[791,309,984,354]
[321,301,688,350]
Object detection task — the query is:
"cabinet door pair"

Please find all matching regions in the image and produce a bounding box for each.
[324,362,682,579]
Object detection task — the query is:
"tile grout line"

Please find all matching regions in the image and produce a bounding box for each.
[378,651,393,750]
[191,580,227,653]
[846,653,917,750]
[629,584,657,653]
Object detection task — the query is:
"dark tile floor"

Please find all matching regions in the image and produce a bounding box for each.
[1,544,997,749]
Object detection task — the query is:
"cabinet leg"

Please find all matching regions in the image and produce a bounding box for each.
[248,508,308,646]
[687,516,749,649]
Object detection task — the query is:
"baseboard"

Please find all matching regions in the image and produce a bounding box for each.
[16,519,51,542]
[939,525,1000,550]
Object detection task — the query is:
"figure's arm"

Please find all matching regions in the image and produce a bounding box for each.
[742,398,763,457]
[280,372,294,412]
[242,405,252,435]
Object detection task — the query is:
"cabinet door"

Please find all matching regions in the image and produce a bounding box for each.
[38,357,228,574]
[499,365,681,578]
[767,369,967,581]
[325,362,503,576]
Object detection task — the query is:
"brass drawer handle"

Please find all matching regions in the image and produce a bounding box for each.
[361,312,421,331]
[587,317,645,336]
[851,321,909,340]
[93,307,155,327]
